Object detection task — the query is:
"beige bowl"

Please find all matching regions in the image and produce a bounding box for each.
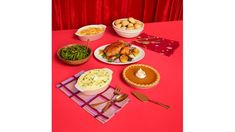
[75,24,106,41]
[75,68,113,95]
[112,18,144,38]
[57,44,92,65]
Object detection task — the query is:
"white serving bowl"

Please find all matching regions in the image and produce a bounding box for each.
[74,68,113,95]
[75,24,106,41]
[112,18,144,38]
[75,84,110,95]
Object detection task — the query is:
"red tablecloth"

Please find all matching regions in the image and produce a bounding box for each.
[52,21,182,132]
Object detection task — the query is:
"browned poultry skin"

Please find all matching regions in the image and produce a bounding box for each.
[103,40,128,57]
[120,46,130,55]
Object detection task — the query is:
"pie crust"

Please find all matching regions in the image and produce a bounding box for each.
[123,64,160,89]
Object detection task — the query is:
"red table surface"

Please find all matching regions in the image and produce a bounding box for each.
[52,21,182,132]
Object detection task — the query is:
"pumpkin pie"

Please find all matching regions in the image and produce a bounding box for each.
[122,64,160,89]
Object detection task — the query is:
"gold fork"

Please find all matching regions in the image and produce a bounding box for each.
[90,87,121,108]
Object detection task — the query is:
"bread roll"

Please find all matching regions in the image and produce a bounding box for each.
[127,23,134,28]
[120,26,127,30]
[128,17,136,24]
[121,20,129,27]
[115,19,121,25]
[136,21,143,25]
[116,24,122,28]
[127,26,134,30]
[134,23,142,29]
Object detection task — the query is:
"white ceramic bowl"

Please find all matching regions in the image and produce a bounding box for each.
[112,18,144,38]
[75,24,106,41]
[74,68,113,95]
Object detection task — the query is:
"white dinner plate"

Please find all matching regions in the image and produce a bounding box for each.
[94,44,145,65]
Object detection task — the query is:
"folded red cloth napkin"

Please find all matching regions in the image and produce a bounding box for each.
[131,33,179,56]
[56,71,130,123]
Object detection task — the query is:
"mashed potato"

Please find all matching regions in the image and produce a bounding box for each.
[76,68,112,91]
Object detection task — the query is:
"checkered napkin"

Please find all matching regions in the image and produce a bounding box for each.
[56,71,130,123]
[131,33,180,56]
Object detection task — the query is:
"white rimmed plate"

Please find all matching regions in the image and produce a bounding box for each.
[94,44,145,65]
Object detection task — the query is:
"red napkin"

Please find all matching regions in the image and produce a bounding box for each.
[131,33,179,56]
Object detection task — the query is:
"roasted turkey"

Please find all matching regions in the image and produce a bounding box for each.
[103,40,130,57]
[99,40,139,63]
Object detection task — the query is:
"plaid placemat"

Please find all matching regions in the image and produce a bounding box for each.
[131,33,180,56]
[56,71,130,123]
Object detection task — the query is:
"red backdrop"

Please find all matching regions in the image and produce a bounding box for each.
[52,0,183,30]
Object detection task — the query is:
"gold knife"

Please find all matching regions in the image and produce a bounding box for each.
[131,91,170,109]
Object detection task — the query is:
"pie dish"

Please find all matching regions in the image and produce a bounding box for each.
[75,68,113,95]
[122,64,160,89]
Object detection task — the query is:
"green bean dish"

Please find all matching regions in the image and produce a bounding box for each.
[60,45,91,61]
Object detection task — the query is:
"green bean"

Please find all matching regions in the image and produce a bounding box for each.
[60,45,90,60]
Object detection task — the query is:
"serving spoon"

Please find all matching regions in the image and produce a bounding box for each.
[102,94,128,112]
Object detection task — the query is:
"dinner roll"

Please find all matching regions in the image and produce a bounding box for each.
[136,21,143,25]
[134,23,142,29]
[127,23,134,28]
[127,26,134,30]
[116,24,122,28]
[115,19,121,25]
[128,17,136,24]
[121,20,129,27]
[120,26,127,30]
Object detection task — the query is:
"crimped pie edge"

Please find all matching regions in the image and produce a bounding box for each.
[122,64,160,88]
